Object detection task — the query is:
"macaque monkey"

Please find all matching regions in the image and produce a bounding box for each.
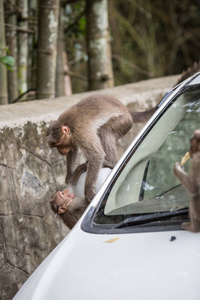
[47,94,156,203]
[50,189,88,229]
[174,129,200,232]
[50,167,111,229]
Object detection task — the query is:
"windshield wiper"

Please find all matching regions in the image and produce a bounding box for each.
[114,208,188,229]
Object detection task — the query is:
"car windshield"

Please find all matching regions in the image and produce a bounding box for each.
[94,86,200,226]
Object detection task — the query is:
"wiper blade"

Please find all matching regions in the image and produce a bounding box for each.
[114,208,188,229]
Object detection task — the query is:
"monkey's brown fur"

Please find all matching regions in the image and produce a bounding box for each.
[47,94,155,202]
[175,61,200,86]
[50,190,88,229]
[174,129,200,233]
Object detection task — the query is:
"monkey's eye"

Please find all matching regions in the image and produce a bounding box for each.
[56,145,65,150]
[59,191,65,199]
[51,142,58,148]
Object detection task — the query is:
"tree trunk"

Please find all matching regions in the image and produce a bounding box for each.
[0,0,8,104]
[5,0,18,103]
[36,0,60,99]
[56,6,65,97]
[86,0,114,91]
[17,0,28,97]
[56,6,72,96]
[28,0,37,91]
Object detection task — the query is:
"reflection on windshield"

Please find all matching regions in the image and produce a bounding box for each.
[94,87,200,225]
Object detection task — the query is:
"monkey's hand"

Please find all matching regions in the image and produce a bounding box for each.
[174,162,182,172]
[174,161,186,178]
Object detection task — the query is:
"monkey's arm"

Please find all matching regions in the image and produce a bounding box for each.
[174,162,196,195]
[66,149,78,183]
[82,136,105,202]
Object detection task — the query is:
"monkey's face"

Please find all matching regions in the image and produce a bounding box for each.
[52,189,75,214]
[57,189,75,205]
[55,132,76,155]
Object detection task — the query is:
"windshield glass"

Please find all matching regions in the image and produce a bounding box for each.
[94,86,200,225]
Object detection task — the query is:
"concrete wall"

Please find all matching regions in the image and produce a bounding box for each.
[0,75,178,299]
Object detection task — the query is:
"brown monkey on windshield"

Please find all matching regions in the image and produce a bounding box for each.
[47,94,155,203]
[50,189,88,229]
[174,129,200,232]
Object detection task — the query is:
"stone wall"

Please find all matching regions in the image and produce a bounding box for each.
[0,75,178,299]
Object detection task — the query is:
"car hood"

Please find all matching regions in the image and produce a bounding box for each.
[14,224,200,300]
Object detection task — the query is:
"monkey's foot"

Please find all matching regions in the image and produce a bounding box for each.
[182,221,200,232]
[182,221,191,231]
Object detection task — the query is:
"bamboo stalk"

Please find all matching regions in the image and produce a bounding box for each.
[0,0,8,104]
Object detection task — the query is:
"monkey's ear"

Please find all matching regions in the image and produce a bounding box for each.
[62,126,70,135]
[58,205,68,214]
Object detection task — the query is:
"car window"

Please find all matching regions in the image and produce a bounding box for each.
[94,86,200,225]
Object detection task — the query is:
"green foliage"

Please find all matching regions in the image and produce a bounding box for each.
[65,1,86,38]
[0,46,15,71]
[2,0,200,96]
[78,15,86,36]
[108,0,200,85]
[0,56,14,70]
[66,0,200,92]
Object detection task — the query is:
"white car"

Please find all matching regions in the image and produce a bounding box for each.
[14,73,200,300]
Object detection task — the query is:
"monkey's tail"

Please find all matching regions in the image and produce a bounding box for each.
[174,61,200,86]
[128,107,157,123]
